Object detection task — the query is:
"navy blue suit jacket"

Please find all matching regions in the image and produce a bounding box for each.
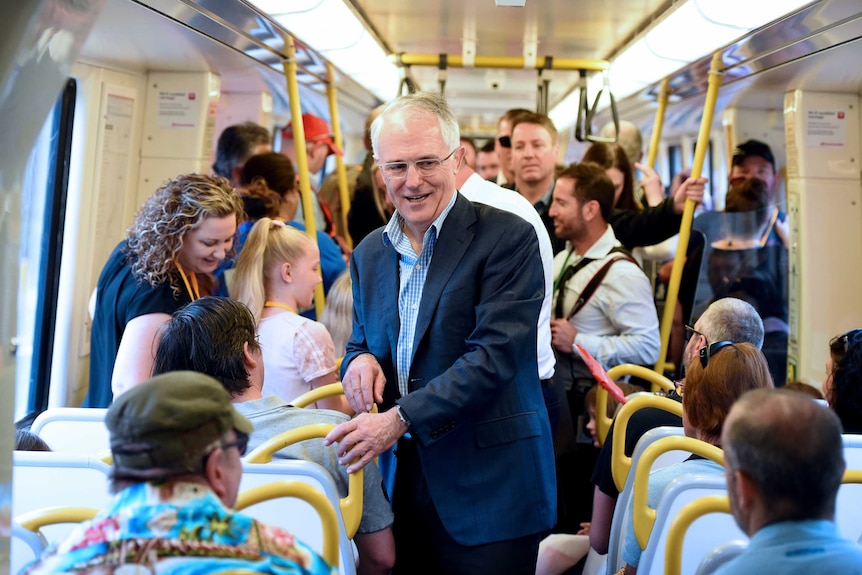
[344,193,556,545]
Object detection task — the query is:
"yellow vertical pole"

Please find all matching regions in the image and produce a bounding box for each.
[326,62,352,249]
[283,36,325,317]
[646,78,670,168]
[653,52,723,374]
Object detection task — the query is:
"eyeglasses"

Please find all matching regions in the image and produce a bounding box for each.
[219,431,249,457]
[699,340,734,368]
[379,148,459,179]
[685,324,705,342]
[497,135,512,148]
[829,329,862,358]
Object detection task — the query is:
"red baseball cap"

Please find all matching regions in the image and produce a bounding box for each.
[282,113,343,156]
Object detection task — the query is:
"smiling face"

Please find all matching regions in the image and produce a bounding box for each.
[178,214,237,274]
[548,177,587,243]
[376,110,460,242]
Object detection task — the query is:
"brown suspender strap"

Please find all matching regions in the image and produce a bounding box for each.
[565,253,639,320]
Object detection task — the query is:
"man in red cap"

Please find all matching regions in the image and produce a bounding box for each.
[281,113,343,238]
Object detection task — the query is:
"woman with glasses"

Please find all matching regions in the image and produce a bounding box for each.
[823,329,862,433]
[619,341,773,574]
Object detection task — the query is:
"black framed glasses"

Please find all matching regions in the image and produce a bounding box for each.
[685,324,705,342]
[497,135,512,148]
[379,148,459,179]
[220,431,249,457]
[829,329,862,358]
[699,340,733,368]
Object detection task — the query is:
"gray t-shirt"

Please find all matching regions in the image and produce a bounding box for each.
[235,396,393,534]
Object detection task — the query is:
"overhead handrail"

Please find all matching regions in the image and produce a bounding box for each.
[574,70,590,142]
[536,56,553,114]
[584,70,619,143]
[392,53,609,72]
[438,54,448,95]
[325,62,352,249]
[653,52,724,375]
[283,36,324,318]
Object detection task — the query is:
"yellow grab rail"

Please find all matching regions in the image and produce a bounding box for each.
[611,394,683,492]
[236,481,339,568]
[664,494,731,575]
[654,52,724,374]
[244,423,363,538]
[646,78,671,169]
[326,62,352,249]
[17,506,98,532]
[632,436,723,550]
[283,37,324,318]
[596,365,674,446]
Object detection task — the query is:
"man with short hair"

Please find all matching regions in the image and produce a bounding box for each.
[476,140,500,181]
[717,388,862,574]
[588,297,766,555]
[152,296,395,575]
[326,92,555,573]
[25,372,331,574]
[729,139,787,248]
[494,107,532,186]
[281,113,343,236]
[212,122,271,186]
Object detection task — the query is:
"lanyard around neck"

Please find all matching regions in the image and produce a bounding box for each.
[264,301,297,314]
[553,248,576,293]
[176,263,200,301]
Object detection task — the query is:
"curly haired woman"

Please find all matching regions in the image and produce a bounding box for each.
[86,174,243,407]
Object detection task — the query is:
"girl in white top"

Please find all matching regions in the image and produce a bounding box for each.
[232,218,350,413]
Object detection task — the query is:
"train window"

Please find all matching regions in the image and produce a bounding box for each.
[14,79,76,423]
[667,144,683,183]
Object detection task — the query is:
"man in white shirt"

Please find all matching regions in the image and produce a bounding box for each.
[549,161,660,374]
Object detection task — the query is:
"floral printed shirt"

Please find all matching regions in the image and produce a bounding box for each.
[24,481,335,574]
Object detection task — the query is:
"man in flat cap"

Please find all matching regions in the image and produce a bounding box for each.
[24,372,332,574]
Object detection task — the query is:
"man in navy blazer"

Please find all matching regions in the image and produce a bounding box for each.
[325,92,556,573]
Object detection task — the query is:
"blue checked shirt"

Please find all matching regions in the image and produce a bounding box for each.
[382,192,458,398]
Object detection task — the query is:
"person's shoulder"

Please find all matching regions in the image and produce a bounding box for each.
[289,407,351,425]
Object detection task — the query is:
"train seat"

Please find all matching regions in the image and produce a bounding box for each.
[605,425,687,574]
[11,452,112,572]
[240,458,357,575]
[30,407,109,454]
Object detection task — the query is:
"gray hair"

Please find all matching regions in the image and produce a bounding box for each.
[370,92,460,158]
[724,388,845,522]
[699,297,765,349]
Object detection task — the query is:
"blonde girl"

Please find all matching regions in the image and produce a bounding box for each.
[233,218,349,413]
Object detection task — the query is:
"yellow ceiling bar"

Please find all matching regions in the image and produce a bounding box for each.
[283,36,325,318]
[653,52,724,375]
[392,53,609,72]
[326,62,353,249]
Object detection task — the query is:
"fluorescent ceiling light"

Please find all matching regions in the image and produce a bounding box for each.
[550,0,815,129]
[249,0,398,101]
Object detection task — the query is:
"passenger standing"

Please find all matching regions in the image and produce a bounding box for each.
[325,92,556,574]
[86,174,243,407]
[717,388,862,574]
[219,152,346,298]
[212,122,272,186]
[232,219,349,414]
[494,107,533,186]
[475,139,501,181]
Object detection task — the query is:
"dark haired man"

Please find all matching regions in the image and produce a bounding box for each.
[212,122,271,186]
